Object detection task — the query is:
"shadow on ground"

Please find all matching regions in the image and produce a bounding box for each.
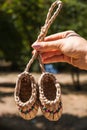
[0,82,14,102]
[0,114,87,130]
[0,82,15,88]
[0,81,87,100]
[59,80,87,95]
[0,82,15,103]
[0,73,87,130]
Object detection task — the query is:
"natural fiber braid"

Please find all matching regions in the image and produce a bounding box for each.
[15,0,63,121]
[38,0,62,41]
[25,0,63,72]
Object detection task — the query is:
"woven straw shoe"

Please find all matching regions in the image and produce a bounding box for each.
[14,0,63,121]
[38,72,62,121]
[14,71,39,120]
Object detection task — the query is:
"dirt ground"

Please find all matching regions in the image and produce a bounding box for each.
[0,72,87,130]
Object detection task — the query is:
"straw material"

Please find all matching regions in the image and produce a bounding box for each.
[38,72,62,121]
[14,71,39,120]
[14,0,63,121]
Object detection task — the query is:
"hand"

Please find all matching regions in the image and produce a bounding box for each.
[32,30,87,70]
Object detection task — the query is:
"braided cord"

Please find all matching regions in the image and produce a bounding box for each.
[25,0,63,72]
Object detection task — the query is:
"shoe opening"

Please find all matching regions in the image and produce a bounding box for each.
[19,75,32,102]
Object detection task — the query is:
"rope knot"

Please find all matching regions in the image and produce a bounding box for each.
[25,0,63,72]
[38,25,48,41]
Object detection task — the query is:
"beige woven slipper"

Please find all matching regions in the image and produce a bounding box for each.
[14,0,63,121]
[38,72,62,121]
[14,71,39,120]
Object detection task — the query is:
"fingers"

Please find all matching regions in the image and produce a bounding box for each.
[44,30,75,41]
[32,50,35,54]
[41,50,62,59]
[32,30,76,52]
[42,54,71,64]
[32,49,71,64]
[32,39,64,52]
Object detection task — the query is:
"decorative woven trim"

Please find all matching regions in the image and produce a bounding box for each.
[18,102,39,120]
[41,101,62,114]
[14,71,39,120]
[41,101,62,121]
[38,72,62,121]
[14,0,63,121]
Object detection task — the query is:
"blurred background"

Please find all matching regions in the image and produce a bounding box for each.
[0,0,87,130]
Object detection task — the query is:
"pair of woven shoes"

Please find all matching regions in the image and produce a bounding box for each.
[14,71,62,121]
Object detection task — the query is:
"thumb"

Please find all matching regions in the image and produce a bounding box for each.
[32,39,64,52]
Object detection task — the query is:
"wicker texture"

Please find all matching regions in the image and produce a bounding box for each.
[38,72,62,121]
[14,0,63,121]
[14,72,39,120]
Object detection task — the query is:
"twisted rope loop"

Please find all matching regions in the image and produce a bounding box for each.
[38,0,62,41]
[25,0,63,72]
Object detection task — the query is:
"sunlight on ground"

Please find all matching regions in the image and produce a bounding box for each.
[0,72,87,130]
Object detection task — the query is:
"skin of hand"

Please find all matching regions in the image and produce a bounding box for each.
[32,30,87,70]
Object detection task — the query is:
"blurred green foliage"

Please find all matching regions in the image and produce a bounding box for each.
[0,0,87,71]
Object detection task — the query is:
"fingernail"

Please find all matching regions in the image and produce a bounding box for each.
[32,44,41,49]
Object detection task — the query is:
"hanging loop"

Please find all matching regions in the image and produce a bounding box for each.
[38,0,63,41]
[25,0,63,72]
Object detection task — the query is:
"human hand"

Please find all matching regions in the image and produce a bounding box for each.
[32,30,87,70]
